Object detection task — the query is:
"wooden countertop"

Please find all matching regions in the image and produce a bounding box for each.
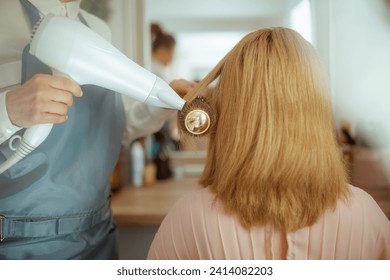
[111,177,390,226]
[111,177,199,225]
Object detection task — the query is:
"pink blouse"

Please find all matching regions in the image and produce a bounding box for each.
[147,185,390,259]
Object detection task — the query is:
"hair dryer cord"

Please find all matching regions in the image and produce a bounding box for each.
[0,123,53,175]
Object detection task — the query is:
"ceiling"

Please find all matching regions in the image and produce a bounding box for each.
[146,0,302,20]
[145,0,303,32]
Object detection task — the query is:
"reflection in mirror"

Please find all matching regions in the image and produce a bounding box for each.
[144,0,313,179]
[144,0,390,207]
[145,0,309,81]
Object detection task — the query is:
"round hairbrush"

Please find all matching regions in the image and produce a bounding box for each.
[178,96,215,136]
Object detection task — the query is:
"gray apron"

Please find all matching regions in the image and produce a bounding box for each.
[0,0,125,259]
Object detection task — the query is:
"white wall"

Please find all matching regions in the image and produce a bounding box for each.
[312,0,390,133]
[145,0,298,32]
[333,0,389,129]
[312,0,390,181]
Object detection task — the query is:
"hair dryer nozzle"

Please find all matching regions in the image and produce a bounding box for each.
[146,77,185,110]
[29,14,186,110]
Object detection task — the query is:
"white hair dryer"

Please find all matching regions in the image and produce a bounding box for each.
[0,14,185,174]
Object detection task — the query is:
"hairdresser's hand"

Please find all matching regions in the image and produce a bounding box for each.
[169,79,197,98]
[6,74,83,128]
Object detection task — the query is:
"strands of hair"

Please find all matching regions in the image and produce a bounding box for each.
[178,27,349,232]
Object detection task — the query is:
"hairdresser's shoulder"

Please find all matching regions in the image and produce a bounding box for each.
[79,10,111,42]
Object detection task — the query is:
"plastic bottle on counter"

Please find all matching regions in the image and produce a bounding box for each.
[131,141,144,187]
[144,135,157,185]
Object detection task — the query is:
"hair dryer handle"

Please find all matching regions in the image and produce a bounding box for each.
[52,69,69,79]
[23,123,53,148]
[0,124,53,174]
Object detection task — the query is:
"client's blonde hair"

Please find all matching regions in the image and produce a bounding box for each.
[182,28,349,232]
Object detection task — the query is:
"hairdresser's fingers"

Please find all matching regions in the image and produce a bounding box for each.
[5,74,79,128]
[26,102,69,125]
[50,90,74,107]
[40,113,68,124]
[28,74,82,98]
[170,79,197,98]
[47,75,83,97]
[42,101,69,117]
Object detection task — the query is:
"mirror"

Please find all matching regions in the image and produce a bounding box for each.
[142,0,390,197]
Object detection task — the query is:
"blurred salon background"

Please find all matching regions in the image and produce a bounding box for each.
[82,0,390,259]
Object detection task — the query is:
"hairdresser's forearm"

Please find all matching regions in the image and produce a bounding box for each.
[121,79,196,145]
[0,91,22,144]
[122,95,174,145]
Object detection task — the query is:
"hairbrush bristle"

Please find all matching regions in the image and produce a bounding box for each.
[178,96,215,137]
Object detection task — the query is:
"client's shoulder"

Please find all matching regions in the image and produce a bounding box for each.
[346,184,378,204]
[175,186,216,208]
[337,184,387,220]
[168,186,223,219]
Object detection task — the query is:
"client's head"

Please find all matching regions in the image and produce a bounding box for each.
[181,27,349,232]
